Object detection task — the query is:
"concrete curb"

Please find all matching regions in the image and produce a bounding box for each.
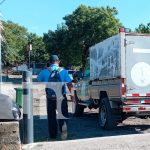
[23,133,150,150]
[0,121,21,150]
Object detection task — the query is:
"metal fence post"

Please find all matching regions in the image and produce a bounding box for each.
[22,71,33,144]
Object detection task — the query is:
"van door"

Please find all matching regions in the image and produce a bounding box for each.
[125,35,150,96]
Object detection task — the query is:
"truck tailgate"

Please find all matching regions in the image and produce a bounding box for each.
[125,35,150,97]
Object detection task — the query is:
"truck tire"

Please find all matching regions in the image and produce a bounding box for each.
[73,91,85,117]
[99,97,117,129]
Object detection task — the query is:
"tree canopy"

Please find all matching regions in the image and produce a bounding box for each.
[135,23,150,33]
[2,21,28,65]
[2,5,150,69]
[26,33,48,63]
[2,21,48,66]
[43,5,121,68]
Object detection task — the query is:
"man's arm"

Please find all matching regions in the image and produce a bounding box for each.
[64,70,75,101]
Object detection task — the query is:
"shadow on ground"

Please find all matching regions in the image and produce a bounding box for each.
[19,112,150,143]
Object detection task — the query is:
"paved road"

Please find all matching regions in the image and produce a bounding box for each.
[23,133,150,150]
[19,104,150,142]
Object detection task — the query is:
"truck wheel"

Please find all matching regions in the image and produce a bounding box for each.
[73,91,85,117]
[99,97,117,129]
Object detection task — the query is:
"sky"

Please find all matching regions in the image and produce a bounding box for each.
[0,0,150,36]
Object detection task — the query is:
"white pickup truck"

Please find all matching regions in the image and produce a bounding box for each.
[75,28,150,129]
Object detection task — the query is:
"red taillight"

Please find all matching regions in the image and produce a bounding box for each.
[142,100,150,104]
[119,27,125,32]
[123,107,131,111]
[122,78,125,95]
[138,107,146,111]
[146,93,150,96]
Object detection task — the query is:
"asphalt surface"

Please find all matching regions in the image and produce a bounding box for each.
[28,112,150,142]
[23,133,150,150]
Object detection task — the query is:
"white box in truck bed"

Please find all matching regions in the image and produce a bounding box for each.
[90,34,122,80]
[90,32,150,97]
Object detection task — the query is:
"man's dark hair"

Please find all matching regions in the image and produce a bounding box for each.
[49,55,59,63]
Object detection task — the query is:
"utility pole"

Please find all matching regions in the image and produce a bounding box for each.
[27,41,32,70]
[28,42,32,70]
[29,48,30,69]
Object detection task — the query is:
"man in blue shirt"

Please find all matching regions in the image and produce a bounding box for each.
[37,55,72,140]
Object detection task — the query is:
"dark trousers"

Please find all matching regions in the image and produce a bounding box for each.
[46,88,68,138]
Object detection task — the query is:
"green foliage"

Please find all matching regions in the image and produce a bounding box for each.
[2,20,28,65]
[43,24,79,67]
[26,33,48,63]
[2,21,48,65]
[44,5,121,67]
[135,23,150,33]
[2,5,121,67]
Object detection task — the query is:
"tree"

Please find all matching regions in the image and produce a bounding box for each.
[43,24,77,67]
[26,33,48,63]
[2,21,28,65]
[135,23,150,33]
[2,21,48,66]
[44,5,121,68]
[64,5,121,67]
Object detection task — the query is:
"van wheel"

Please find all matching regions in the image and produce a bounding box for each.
[73,91,85,117]
[99,97,117,129]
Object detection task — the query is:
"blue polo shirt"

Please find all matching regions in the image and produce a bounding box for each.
[37,64,72,93]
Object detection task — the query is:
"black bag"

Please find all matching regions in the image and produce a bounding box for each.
[46,67,65,99]
[48,67,62,82]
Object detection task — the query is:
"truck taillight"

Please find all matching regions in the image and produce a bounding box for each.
[122,78,125,96]
[141,100,150,104]
[138,107,146,111]
[119,27,125,32]
[123,107,131,111]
